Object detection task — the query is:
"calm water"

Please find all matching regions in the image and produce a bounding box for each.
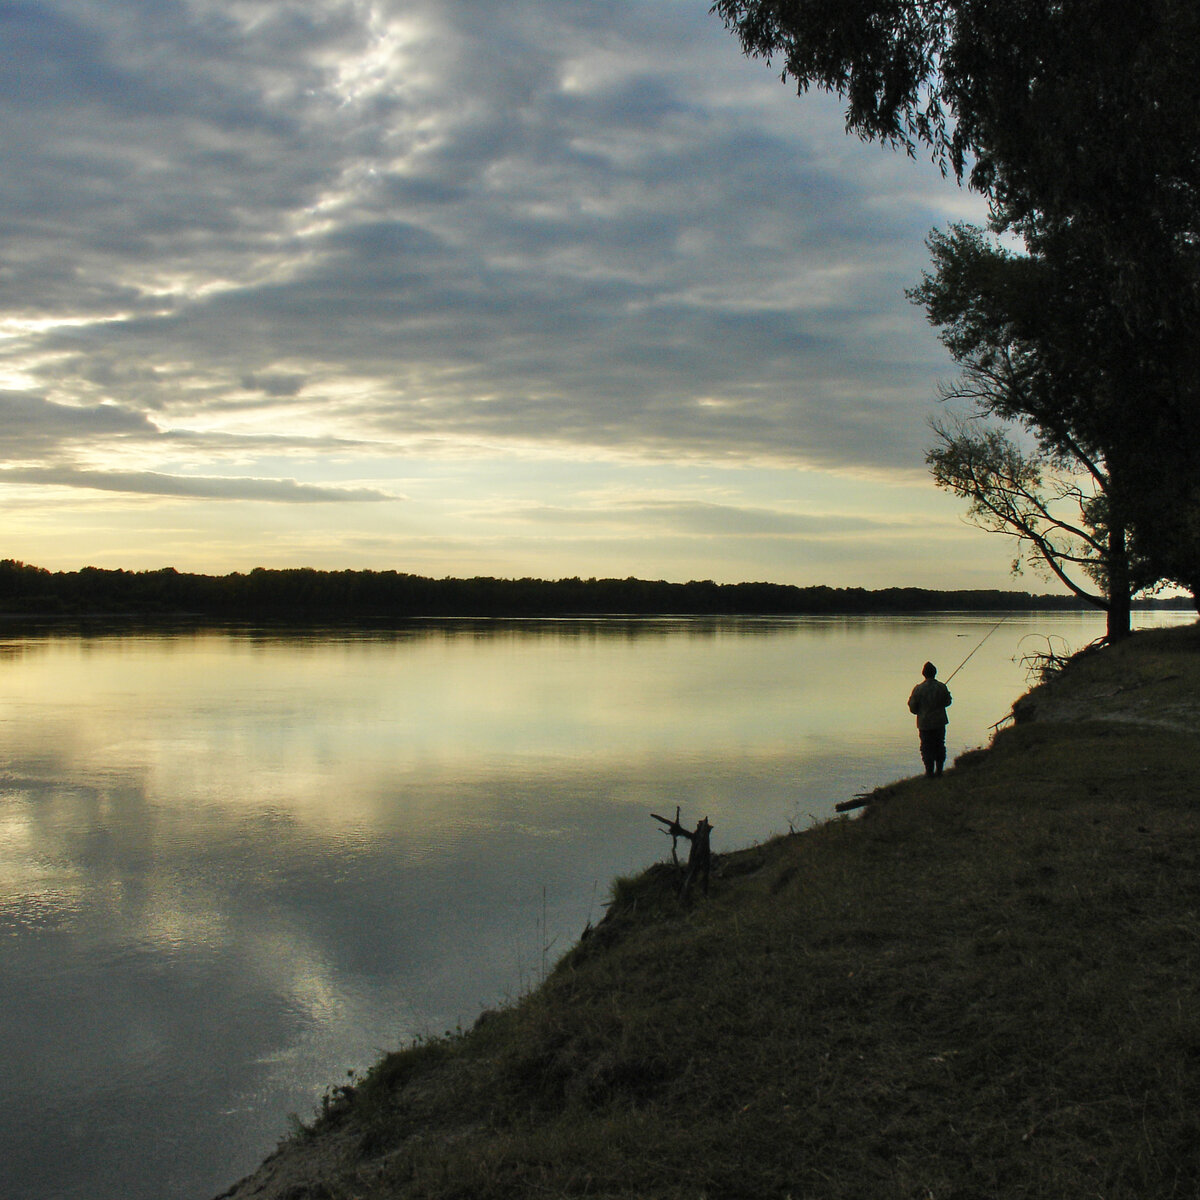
[0,610,1190,1199]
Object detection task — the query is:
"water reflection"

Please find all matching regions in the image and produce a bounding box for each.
[0,612,1190,1199]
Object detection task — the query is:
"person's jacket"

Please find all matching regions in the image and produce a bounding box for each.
[908,678,952,729]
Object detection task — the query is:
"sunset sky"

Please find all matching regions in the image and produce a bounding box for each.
[1,0,1028,589]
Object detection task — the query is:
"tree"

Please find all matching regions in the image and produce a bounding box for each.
[928,420,1134,641]
[710,1,1200,238]
[910,223,1155,638]
[908,225,1100,461]
[713,0,1200,598]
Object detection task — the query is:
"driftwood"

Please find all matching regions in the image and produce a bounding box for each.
[835,792,873,813]
[651,807,712,899]
[836,783,904,813]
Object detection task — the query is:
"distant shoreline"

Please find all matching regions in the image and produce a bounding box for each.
[2,560,1193,622]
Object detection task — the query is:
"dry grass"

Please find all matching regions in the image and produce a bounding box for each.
[219,622,1200,1200]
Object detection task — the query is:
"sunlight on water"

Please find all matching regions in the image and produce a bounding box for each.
[0,611,1190,1199]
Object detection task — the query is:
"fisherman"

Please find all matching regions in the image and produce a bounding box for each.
[908,661,952,777]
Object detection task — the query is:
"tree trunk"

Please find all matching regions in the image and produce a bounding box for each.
[1106,591,1131,641]
[1105,522,1132,641]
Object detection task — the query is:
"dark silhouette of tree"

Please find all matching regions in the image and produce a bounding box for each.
[5,558,1175,620]
[713,0,1200,601]
[909,223,1156,639]
[928,420,1134,640]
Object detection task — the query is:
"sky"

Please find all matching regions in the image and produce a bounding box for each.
[0,0,1028,590]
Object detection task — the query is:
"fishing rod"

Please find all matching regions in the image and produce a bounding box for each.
[836,615,1012,814]
[944,614,1009,683]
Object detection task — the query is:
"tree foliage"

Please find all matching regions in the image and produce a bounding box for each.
[928,420,1132,640]
[0,558,1162,620]
[711,1,1200,239]
[714,0,1200,596]
[910,224,1144,638]
[910,225,1105,466]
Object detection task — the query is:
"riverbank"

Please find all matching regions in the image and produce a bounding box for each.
[215,622,1200,1200]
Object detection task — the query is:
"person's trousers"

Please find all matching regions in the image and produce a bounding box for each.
[919,726,946,776]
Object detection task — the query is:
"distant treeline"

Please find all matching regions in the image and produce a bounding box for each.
[2,559,1194,621]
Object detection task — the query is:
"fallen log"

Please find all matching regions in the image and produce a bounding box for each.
[835,793,873,813]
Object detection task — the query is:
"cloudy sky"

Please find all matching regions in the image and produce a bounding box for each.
[1,0,1020,588]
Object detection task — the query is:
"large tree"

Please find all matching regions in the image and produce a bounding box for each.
[910,222,1149,637]
[927,420,1134,640]
[911,223,1146,639]
[710,1,1200,236]
[713,0,1200,597]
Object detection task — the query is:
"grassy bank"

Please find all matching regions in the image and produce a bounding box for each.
[217,623,1200,1200]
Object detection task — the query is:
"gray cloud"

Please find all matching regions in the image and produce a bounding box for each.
[617,501,909,537]
[0,465,395,502]
[240,372,307,398]
[502,499,910,538]
[0,0,981,489]
[0,388,385,468]
[0,390,161,454]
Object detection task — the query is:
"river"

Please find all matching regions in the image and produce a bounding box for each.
[0,609,1189,1199]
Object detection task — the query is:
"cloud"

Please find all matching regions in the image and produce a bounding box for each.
[241,372,307,398]
[0,0,1008,585]
[0,0,978,483]
[0,388,384,466]
[0,390,161,455]
[503,499,908,538]
[0,465,396,503]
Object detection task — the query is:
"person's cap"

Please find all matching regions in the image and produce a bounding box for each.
[922,661,936,677]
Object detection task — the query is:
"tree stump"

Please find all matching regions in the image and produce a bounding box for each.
[651,807,712,900]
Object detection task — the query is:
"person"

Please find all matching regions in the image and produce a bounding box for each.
[908,661,952,777]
